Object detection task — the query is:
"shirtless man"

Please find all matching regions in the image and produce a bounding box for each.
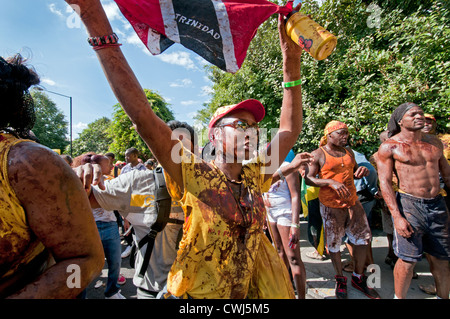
[376,102,450,299]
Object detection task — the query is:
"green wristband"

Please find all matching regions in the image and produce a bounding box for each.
[282,79,302,88]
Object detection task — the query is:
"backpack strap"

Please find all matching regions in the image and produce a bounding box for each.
[137,166,172,278]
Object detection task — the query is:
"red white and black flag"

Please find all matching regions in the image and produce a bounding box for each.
[114,0,293,73]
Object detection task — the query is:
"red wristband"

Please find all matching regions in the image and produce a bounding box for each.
[92,43,122,51]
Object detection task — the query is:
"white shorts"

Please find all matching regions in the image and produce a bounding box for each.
[266,208,292,227]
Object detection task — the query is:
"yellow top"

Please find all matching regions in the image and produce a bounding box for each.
[0,133,46,280]
[438,133,450,163]
[164,143,293,299]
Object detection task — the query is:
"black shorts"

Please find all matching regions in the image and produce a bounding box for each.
[393,192,450,262]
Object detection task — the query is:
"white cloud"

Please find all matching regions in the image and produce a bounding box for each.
[41,78,56,86]
[180,100,199,106]
[74,122,88,131]
[169,78,193,88]
[101,0,123,22]
[156,51,196,70]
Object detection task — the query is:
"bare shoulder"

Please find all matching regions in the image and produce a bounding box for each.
[311,148,324,160]
[309,147,325,169]
[7,140,101,257]
[377,139,398,160]
[379,138,399,151]
[422,133,444,150]
[8,141,72,182]
[7,141,83,207]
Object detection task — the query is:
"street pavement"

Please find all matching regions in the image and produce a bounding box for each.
[85,218,438,300]
[299,221,437,299]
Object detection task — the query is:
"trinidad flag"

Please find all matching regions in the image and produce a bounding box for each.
[114,0,294,73]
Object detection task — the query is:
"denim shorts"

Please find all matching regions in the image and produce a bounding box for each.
[393,192,450,262]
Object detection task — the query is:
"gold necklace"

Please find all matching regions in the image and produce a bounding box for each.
[324,145,346,167]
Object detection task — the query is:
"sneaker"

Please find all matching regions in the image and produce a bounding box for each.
[105,291,126,299]
[351,274,381,299]
[121,245,132,258]
[118,274,126,285]
[306,250,325,260]
[335,275,347,299]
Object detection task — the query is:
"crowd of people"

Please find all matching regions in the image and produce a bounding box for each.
[1,0,449,300]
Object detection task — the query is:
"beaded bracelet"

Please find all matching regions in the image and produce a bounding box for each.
[87,33,120,47]
[282,78,302,88]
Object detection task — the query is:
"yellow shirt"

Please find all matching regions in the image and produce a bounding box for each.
[438,133,450,163]
[0,133,46,281]
[164,143,290,299]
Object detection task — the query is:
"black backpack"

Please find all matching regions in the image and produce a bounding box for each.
[129,166,183,278]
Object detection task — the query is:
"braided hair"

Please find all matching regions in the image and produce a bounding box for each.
[0,54,40,139]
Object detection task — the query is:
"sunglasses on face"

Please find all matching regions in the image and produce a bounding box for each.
[216,119,259,135]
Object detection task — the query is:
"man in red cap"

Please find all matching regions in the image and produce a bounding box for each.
[68,0,313,299]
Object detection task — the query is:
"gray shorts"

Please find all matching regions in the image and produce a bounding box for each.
[393,192,450,262]
[320,201,372,253]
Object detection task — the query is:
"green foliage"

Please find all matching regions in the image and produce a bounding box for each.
[198,0,450,158]
[69,117,112,157]
[196,2,284,131]
[108,89,174,161]
[30,90,69,151]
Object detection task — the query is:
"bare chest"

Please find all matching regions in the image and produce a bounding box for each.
[392,141,441,166]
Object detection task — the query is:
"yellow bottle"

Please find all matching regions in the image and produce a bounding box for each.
[285,11,337,60]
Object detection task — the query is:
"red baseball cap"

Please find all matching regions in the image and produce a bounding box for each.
[208,99,265,140]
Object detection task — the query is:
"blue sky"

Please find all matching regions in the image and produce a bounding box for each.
[1,0,215,139]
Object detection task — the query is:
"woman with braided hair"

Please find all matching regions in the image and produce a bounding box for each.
[0,54,104,298]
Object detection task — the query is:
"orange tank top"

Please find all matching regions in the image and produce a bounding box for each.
[318,147,358,208]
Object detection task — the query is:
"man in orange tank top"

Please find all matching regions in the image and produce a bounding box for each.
[305,121,380,299]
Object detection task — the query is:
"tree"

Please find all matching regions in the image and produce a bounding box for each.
[31,90,69,151]
[108,89,175,160]
[68,117,112,157]
[195,1,284,131]
[198,0,450,157]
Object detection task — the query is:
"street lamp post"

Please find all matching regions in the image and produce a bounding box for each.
[35,88,73,156]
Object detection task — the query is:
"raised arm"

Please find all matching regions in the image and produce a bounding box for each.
[264,12,304,180]
[66,0,182,187]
